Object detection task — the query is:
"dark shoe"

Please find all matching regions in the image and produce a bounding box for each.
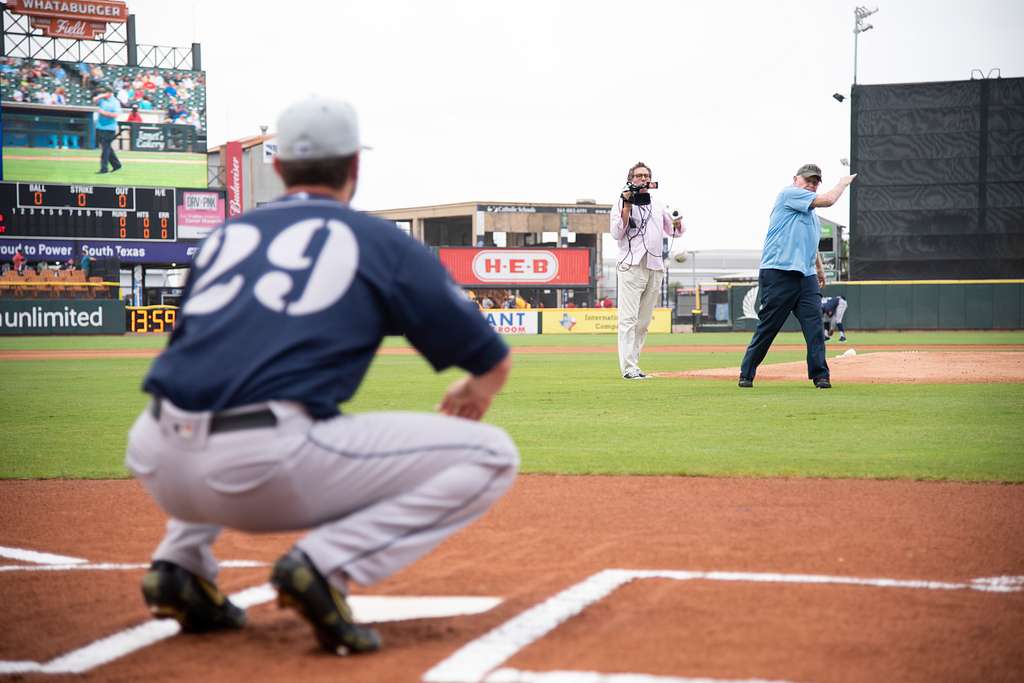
[738,378,753,388]
[271,550,381,656]
[96,170,109,174]
[813,378,832,389]
[141,560,246,633]
[839,335,847,342]
[111,165,122,173]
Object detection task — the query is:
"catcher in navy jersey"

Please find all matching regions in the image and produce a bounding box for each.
[126,96,518,655]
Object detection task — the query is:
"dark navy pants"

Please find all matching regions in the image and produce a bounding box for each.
[97,129,121,173]
[739,269,828,381]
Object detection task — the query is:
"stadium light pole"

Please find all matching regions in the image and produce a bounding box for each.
[853,6,878,86]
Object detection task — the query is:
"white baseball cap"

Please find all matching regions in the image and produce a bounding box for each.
[275,95,366,161]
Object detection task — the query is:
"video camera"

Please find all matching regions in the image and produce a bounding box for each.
[624,180,658,206]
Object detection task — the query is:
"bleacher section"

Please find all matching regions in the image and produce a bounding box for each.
[0,268,117,300]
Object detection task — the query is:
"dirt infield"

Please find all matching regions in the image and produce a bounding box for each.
[2,476,1022,682]
[664,350,1024,384]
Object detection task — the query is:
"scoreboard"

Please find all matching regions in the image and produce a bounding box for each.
[0,181,176,241]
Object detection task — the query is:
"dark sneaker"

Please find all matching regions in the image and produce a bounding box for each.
[738,378,753,388]
[271,550,381,656]
[813,378,832,389]
[141,560,246,633]
[839,335,847,342]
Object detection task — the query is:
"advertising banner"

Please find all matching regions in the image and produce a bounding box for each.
[225,141,244,217]
[541,307,672,334]
[0,299,125,334]
[0,238,199,264]
[481,309,539,335]
[439,248,590,286]
[7,0,128,39]
[176,190,226,240]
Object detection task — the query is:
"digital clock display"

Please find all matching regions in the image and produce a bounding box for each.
[127,307,178,333]
[0,181,176,241]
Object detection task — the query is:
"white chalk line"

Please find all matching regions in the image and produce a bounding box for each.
[0,579,502,676]
[0,545,88,565]
[422,569,1024,683]
[487,671,796,683]
[0,559,266,573]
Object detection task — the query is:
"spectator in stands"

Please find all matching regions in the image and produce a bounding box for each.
[93,86,123,174]
[116,82,134,106]
[163,80,178,99]
[49,62,66,82]
[77,62,92,86]
[480,295,496,309]
[126,103,143,123]
[601,296,614,308]
[13,248,27,276]
[138,94,154,111]
[80,248,92,278]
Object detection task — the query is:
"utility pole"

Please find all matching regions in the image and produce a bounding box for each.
[853,6,879,85]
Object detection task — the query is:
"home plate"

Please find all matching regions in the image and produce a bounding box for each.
[0,586,502,675]
[234,583,501,622]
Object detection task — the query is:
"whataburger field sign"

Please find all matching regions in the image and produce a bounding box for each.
[6,0,128,40]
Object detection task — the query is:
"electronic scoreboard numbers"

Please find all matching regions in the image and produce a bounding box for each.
[0,181,176,241]
[127,307,177,334]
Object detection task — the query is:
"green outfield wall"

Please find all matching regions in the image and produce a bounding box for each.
[729,280,1024,332]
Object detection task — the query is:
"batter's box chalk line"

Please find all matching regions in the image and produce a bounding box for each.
[0,547,502,676]
[422,568,1024,683]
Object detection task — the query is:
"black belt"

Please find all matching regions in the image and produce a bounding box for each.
[150,399,278,434]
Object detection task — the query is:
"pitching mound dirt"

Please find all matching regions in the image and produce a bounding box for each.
[662,350,1024,384]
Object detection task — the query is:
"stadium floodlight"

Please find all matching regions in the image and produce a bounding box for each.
[852,5,880,85]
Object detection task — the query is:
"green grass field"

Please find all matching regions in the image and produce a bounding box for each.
[3,146,207,188]
[1,331,1022,481]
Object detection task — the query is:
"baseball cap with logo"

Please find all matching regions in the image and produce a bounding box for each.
[275,96,367,161]
[796,163,823,181]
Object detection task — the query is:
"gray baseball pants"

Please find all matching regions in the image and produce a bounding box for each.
[126,399,518,592]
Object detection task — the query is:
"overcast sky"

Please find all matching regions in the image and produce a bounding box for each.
[125,0,1024,251]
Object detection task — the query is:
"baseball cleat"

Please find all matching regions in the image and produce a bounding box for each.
[738,377,753,388]
[141,560,246,633]
[271,549,381,656]
[813,378,832,389]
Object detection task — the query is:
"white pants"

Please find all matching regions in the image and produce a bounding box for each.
[126,400,518,592]
[825,298,849,333]
[616,262,664,375]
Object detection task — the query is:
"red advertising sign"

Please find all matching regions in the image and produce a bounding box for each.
[8,0,128,39]
[224,141,244,217]
[438,248,590,286]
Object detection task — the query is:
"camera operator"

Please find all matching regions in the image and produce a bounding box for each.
[610,161,684,380]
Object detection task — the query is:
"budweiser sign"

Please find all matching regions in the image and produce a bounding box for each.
[8,0,128,40]
[225,141,244,217]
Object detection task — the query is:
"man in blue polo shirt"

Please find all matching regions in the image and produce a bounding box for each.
[92,85,122,174]
[738,164,856,389]
[125,95,518,656]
